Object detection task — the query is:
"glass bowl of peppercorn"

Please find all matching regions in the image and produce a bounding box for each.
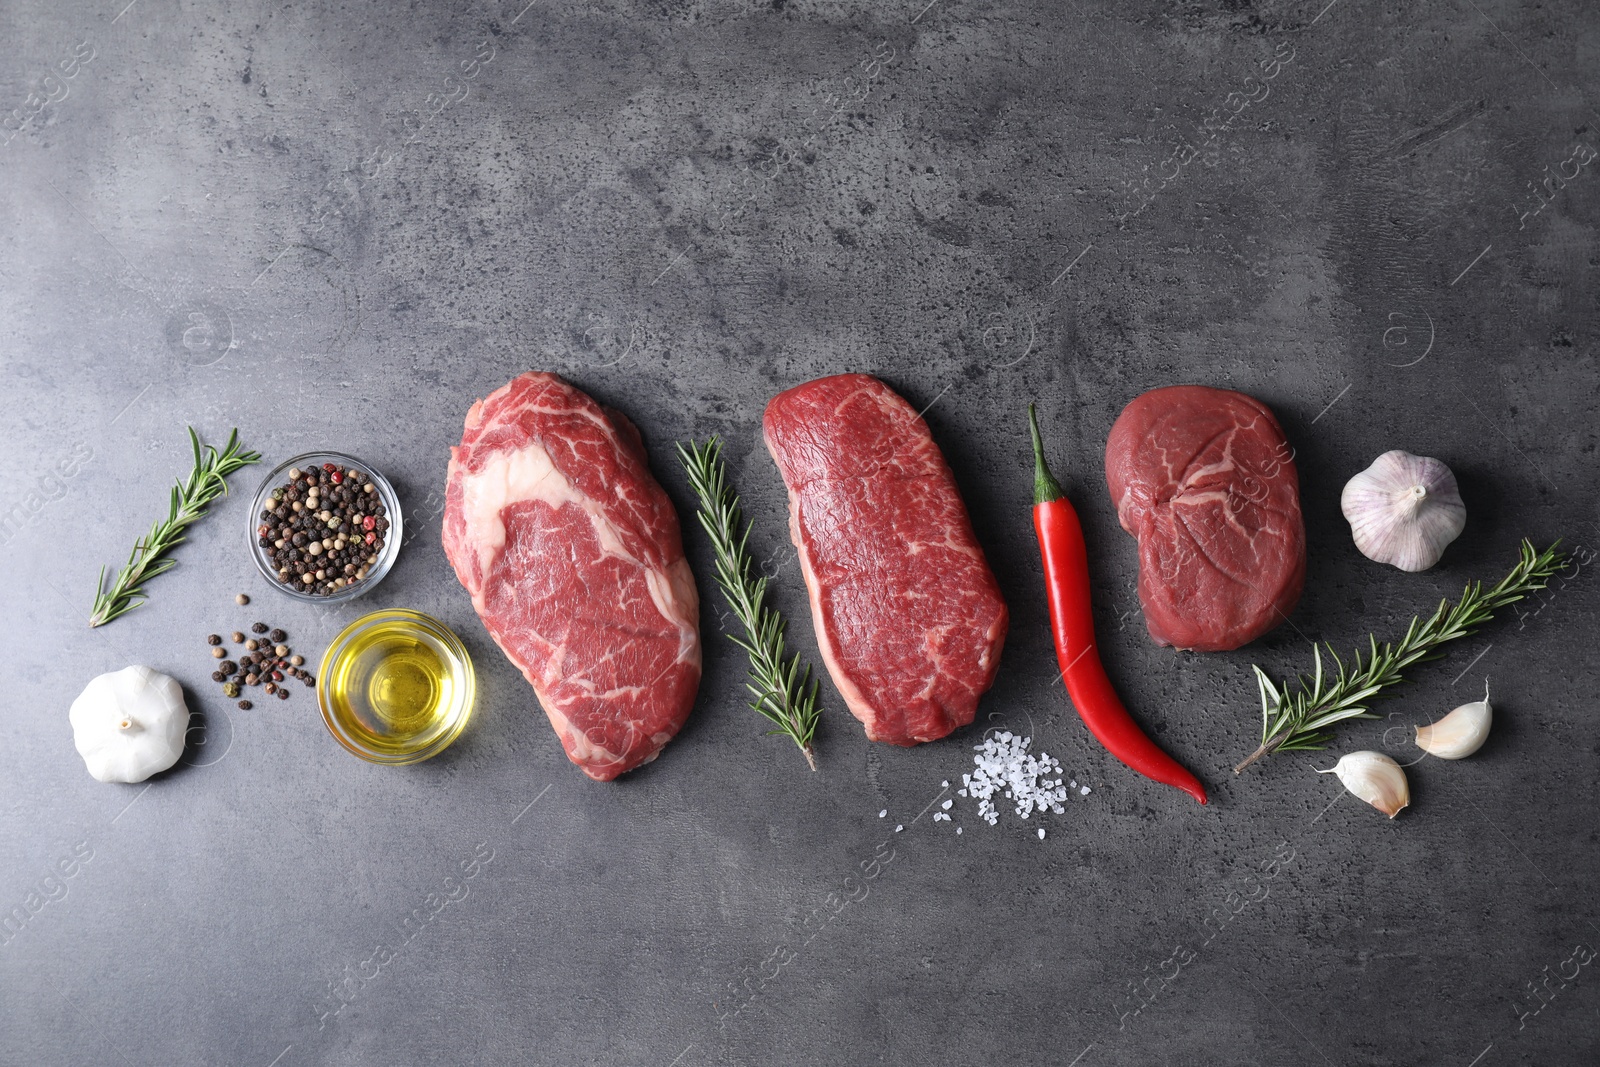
[248,452,404,603]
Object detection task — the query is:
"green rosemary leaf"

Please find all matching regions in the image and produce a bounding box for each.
[89,427,260,628]
[1234,539,1566,773]
[677,435,822,770]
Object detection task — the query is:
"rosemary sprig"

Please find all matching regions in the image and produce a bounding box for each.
[1235,539,1567,773]
[89,428,260,627]
[677,436,822,770]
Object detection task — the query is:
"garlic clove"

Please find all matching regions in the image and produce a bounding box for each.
[1317,750,1410,818]
[1415,681,1492,759]
[1340,450,1466,572]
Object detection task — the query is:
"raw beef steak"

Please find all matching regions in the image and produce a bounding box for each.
[1104,385,1305,652]
[763,373,1008,745]
[442,372,701,781]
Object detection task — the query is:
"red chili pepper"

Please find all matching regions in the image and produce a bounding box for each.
[1028,405,1207,805]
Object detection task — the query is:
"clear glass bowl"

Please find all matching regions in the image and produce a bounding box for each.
[248,451,404,604]
[317,609,476,765]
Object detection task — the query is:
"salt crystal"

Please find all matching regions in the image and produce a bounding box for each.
[1037,828,1046,840]
[955,732,1071,833]
[941,799,953,810]
[1080,786,1091,795]
[956,827,963,835]
[941,780,949,788]
[879,809,887,818]
[895,824,904,832]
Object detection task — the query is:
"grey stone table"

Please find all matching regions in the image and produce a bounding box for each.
[3,1,1597,1064]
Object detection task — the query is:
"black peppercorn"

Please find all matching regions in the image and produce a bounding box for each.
[251,622,268,634]
[207,634,222,646]
[238,700,252,710]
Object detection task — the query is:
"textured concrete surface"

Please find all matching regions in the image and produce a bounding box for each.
[3,1,1599,1064]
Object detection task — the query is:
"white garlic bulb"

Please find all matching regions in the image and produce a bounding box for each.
[1341,450,1466,572]
[69,666,189,783]
[1415,681,1492,759]
[1316,750,1410,818]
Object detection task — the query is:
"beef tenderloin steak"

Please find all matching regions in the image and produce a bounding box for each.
[1104,385,1305,652]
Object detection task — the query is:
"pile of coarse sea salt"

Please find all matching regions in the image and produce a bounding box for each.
[938,732,1089,839]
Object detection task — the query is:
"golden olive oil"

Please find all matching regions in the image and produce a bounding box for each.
[320,611,474,763]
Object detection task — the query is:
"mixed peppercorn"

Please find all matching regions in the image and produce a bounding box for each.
[258,462,389,597]
[206,622,314,709]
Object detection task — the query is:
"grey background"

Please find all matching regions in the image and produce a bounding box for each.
[2,0,1597,1064]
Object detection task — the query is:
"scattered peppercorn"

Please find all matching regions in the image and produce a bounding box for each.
[236,593,250,605]
[290,655,304,666]
[206,620,306,704]
[237,700,252,710]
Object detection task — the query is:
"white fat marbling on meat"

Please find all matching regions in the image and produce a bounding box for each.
[542,701,624,768]
[458,438,699,667]
[788,496,876,728]
[647,558,702,667]
[458,438,634,576]
[457,441,594,579]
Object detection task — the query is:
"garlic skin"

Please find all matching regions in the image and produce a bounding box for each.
[1341,450,1466,572]
[1317,750,1410,818]
[69,666,189,783]
[1415,682,1492,759]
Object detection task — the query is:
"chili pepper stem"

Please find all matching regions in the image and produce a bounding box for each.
[1027,403,1066,506]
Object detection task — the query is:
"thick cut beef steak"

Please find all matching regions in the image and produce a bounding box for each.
[763,373,1008,745]
[442,372,701,781]
[1104,385,1305,652]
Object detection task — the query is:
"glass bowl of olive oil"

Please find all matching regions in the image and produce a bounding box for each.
[318,609,475,764]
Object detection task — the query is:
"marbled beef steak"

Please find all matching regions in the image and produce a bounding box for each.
[442,372,701,781]
[1104,384,1305,652]
[763,373,1008,745]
